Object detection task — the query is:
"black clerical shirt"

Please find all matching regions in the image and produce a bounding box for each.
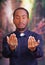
[2,29,43,65]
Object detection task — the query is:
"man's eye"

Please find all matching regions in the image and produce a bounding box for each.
[16,17,19,19]
[23,17,25,19]
[23,16,27,19]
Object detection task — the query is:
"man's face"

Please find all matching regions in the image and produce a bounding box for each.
[13,9,29,31]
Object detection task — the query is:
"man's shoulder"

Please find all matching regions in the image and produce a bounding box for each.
[28,30,42,38]
[3,31,16,39]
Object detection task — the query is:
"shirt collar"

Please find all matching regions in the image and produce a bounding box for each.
[20,33,25,37]
[15,29,29,37]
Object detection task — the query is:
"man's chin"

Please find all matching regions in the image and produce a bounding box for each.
[17,28,25,31]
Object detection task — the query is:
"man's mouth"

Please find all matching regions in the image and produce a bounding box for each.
[18,23,25,27]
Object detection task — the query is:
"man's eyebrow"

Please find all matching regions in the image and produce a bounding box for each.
[15,15,27,17]
[15,15,19,16]
[22,15,27,16]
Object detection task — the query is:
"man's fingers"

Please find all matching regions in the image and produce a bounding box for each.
[35,40,40,47]
[9,33,16,41]
[28,36,36,47]
[28,38,32,48]
[7,36,9,44]
[7,33,18,47]
[28,36,40,48]
[38,40,40,43]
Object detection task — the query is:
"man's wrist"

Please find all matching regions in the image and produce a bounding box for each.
[29,47,36,52]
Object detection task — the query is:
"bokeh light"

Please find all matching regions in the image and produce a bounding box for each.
[20,0,35,18]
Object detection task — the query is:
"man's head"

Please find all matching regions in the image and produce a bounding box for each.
[13,7,29,32]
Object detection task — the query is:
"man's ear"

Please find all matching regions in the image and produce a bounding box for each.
[13,18,15,24]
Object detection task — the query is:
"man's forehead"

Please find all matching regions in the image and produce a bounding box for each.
[15,9,27,14]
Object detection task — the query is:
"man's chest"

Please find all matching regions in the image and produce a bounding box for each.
[16,37,28,55]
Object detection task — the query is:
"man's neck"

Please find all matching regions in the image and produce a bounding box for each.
[16,28,27,33]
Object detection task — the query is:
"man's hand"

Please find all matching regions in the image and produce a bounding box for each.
[28,36,40,51]
[7,33,18,51]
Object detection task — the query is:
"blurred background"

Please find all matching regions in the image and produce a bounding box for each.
[0,0,45,65]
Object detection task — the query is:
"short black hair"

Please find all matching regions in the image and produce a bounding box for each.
[13,7,29,18]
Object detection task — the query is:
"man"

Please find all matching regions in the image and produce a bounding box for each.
[2,7,43,65]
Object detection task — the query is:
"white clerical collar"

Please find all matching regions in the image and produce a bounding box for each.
[20,33,25,37]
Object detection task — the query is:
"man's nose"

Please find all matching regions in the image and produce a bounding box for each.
[19,18,23,23]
